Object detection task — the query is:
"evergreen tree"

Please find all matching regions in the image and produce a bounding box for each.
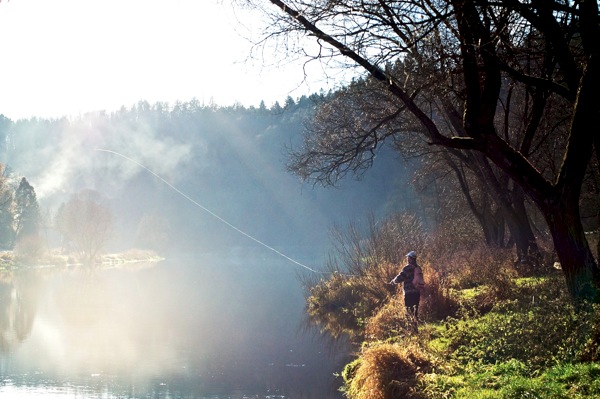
[14,177,40,242]
[0,165,15,249]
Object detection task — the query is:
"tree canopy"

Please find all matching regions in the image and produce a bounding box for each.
[239,0,600,302]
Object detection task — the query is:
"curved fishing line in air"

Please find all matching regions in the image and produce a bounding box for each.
[95,148,329,275]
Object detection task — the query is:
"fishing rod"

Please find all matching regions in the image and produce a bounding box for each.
[95,148,371,278]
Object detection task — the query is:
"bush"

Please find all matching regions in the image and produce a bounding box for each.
[306,273,388,341]
[419,266,460,321]
[13,234,45,264]
[365,269,460,341]
[304,212,431,341]
[422,215,485,269]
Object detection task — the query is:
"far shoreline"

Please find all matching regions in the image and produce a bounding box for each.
[0,248,165,272]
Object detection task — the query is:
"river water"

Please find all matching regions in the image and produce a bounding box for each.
[0,250,348,398]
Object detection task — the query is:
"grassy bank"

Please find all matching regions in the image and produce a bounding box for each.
[320,269,600,398]
[303,218,600,398]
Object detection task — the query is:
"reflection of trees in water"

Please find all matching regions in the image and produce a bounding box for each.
[301,312,354,354]
[0,264,348,398]
[0,272,40,352]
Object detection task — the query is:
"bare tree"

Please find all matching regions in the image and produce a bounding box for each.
[238,0,600,302]
[55,190,113,264]
[292,75,541,262]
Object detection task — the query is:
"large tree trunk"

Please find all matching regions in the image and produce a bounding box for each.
[594,141,600,263]
[544,199,600,302]
[507,185,540,263]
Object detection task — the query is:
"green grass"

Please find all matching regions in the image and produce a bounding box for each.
[514,276,548,287]
[423,362,600,399]
[455,286,486,300]
[416,279,600,399]
[382,275,600,398]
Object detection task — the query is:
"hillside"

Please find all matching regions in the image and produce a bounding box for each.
[0,98,416,256]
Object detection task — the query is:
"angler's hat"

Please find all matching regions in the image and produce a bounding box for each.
[406,251,417,259]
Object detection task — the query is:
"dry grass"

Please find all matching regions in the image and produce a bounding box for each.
[365,267,459,341]
[365,296,415,340]
[419,266,460,321]
[343,342,432,399]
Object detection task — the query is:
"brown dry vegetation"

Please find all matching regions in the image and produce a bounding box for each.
[305,212,524,343]
[342,342,432,399]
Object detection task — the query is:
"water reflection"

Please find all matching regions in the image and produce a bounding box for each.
[0,271,39,353]
[0,254,347,398]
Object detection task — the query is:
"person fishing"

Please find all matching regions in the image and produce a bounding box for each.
[390,251,425,321]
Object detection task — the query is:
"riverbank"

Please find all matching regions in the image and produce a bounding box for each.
[0,248,164,271]
[341,276,600,398]
[305,249,600,399]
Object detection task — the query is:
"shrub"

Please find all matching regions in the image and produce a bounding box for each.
[13,234,45,264]
[324,212,427,275]
[306,273,388,341]
[434,247,519,314]
[304,211,431,341]
[422,214,485,269]
[419,266,460,321]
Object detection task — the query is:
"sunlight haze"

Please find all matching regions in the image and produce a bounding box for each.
[0,0,324,119]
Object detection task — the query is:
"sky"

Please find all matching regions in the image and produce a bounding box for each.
[0,0,330,120]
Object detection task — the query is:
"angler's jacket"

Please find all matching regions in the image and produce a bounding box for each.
[392,264,421,294]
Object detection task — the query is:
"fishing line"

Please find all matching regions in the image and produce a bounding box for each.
[95,148,335,275]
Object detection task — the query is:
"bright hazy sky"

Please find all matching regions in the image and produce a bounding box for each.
[0,0,329,120]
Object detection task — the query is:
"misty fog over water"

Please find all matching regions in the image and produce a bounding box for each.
[0,253,349,398]
[0,102,413,398]
[0,101,413,253]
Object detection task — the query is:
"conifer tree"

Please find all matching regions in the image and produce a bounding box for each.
[14,177,40,242]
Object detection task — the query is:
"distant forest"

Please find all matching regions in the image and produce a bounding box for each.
[0,94,416,256]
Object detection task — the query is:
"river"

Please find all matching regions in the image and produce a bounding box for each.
[0,250,348,398]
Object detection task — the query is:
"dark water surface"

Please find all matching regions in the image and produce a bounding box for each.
[0,251,348,398]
